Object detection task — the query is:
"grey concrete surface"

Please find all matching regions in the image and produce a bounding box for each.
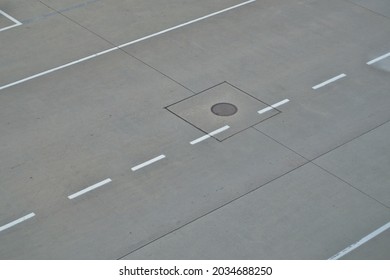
[348,0,390,18]
[167,82,279,141]
[315,121,390,207]
[124,164,389,260]
[0,12,13,29]
[341,229,390,260]
[0,0,389,259]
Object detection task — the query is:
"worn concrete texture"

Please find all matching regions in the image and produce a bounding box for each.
[0,0,389,259]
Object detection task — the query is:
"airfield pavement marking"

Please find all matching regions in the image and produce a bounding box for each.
[68,178,112,199]
[312,73,347,90]
[131,155,166,171]
[367,52,390,65]
[328,221,390,260]
[190,125,230,145]
[257,99,290,115]
[0,213,36,233]
[0,10,22,32]
[0,0,256,91]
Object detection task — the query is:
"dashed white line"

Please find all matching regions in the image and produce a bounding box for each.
[68,178,112,199]
[367,52,390,65]
[131,155,166,171]
[312,73,347,90]
[0,213,35,233]
[0,0,256,91]
[328,221,390,260]
[0,10,22,32]
[258,99,290,114]
[190,125,230,145]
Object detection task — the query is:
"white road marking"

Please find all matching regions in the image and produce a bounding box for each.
[0,0,256,91]
[68,178,112,199]
[131,155,166,171]
[0,213,35,233]
[0,47,119,91]
[328,221,390,260]
[0,10,22,32]
[190,125,230,145]
[367,52,390,65]
[312,73,347,90]
[258,99,290,114]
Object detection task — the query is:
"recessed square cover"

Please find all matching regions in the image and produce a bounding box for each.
[167,82,279,141]
[0,13,14,30]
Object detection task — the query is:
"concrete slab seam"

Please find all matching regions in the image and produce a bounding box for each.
[68,178,113,199]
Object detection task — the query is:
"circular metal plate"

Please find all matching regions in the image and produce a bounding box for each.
[211,103,238,116]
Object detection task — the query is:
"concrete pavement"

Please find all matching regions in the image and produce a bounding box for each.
[0,0,389,259]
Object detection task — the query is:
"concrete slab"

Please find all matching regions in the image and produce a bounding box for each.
[124,0,390,92]
[167,82,279,141]
[123,164,390,259]
[314,121,390,207]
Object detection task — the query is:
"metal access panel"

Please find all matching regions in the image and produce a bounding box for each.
[166,82,280,141]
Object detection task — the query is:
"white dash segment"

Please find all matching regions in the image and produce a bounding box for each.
[68,178,112,199]
[131,155,166,171]
[312,73,346,90]
[0,0,256,91]
[0,213,35,233]
[190,134,211,145]
[190,125,230,145]
[118,0,256,49]
[367,52,390,65]
[328,221,390,260]
[258,99,290,114]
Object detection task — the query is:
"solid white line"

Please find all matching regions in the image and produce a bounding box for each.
[0,10,22,25]
[0,47,118,91]
[190,125,230,145]
[68,178,112,199]
[131,155,166,171]
[258,99,290,114]
[312,73,346,90]
[328,221,390,260]
[367,52,390,65]
[0,213,35,233]
[0,0,256,91]
[0,10,22,32]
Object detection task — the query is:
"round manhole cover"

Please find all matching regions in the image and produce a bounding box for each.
[211,103,238,116]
